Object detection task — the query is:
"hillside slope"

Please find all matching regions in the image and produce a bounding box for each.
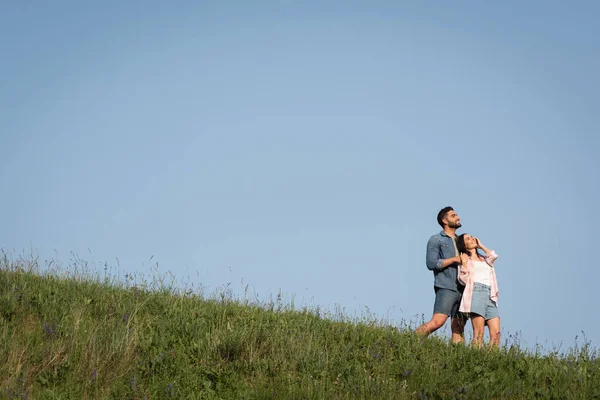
[1,256,598,399]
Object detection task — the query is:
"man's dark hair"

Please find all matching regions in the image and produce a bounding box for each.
[437,206,454,227]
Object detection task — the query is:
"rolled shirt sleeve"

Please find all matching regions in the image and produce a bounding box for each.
[486,250,499,265]
[426,236,442,272]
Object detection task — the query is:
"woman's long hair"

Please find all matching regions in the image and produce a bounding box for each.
[456,234,483,258]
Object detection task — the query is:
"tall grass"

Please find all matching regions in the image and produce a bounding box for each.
[0,251,598,399]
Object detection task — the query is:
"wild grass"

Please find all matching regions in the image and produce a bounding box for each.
[0,251,598,399]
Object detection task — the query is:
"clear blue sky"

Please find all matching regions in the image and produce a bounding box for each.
[2,1,598,351]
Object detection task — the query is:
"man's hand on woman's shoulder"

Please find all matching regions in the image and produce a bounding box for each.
[460,253,469,266]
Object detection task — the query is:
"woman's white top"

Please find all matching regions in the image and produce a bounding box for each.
[471,260,492,286]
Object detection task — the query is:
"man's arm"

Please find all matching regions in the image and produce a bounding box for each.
[426,237,460,271]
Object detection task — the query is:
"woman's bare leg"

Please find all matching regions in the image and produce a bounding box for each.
[470,315,485,348]
[486,317,501,347]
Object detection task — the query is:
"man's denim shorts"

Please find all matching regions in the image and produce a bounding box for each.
[470,282,499,320]
[433,287,463,318]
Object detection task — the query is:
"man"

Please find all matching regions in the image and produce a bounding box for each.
[415,206,465,343]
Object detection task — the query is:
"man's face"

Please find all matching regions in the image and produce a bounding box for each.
[444,211,461,229]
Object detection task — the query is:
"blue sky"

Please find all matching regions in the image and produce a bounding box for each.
[1,1,599,350]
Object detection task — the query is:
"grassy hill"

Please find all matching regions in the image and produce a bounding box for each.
[1,254,598,399]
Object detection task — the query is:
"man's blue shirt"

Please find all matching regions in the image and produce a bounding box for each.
[426,231,463,292]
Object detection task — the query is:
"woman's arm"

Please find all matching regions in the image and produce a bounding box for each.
[474,237,498,266]
[485,250,499,267]
[474,237,491,254]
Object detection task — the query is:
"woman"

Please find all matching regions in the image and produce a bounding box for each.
[456,234,500,347]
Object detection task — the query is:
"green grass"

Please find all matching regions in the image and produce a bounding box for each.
[0,252,598,399]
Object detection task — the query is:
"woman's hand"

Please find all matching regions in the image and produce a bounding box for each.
[474,237,490,254]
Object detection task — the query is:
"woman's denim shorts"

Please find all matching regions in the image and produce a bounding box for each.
[470,282,499,320]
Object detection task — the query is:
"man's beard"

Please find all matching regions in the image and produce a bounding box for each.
[449,222,462,229]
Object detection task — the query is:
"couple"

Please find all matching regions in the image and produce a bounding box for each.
[415,206,500,347]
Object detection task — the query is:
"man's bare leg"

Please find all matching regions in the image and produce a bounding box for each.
[450,316,466,344]
[415,313,448,336]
